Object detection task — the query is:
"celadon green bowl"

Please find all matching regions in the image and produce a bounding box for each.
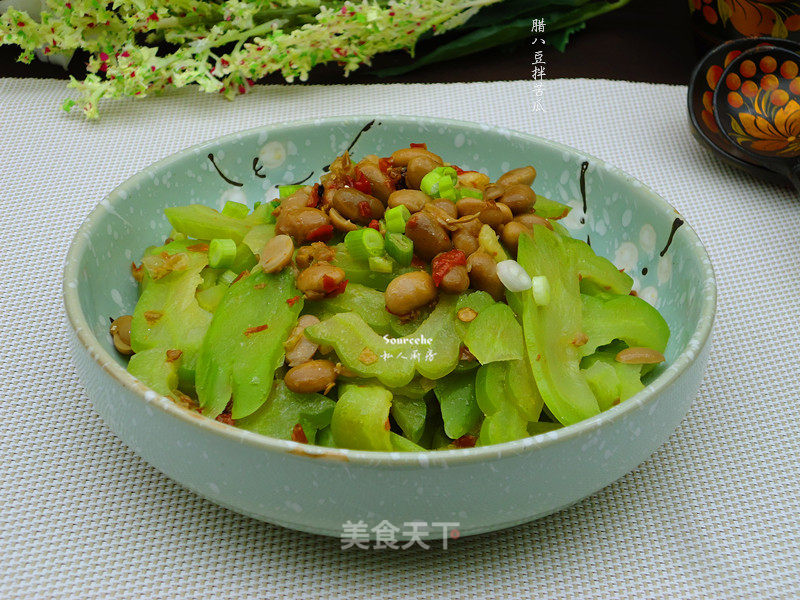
[64,116,716,540]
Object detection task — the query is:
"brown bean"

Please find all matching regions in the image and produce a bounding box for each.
[497,166,537,187]
[615,347,666,364]
[500,221,531,254]
[452,230,480,255]
[295,242,336,270]
[357,162,394,202]
[390,146,443,167]
[457,171,490,190]
[432,200,458,219]
[405,212,452,261]
[110,315,133,355]
[455,218,483,237]
[259,234,294,273]
[456,197,485,217]
[483,184,505,203]
[280,186,314,212]
[296,263,346,299]
[284,315,321,367]
[331,188,385,224]
[515,213,553,231]
[501,184,536,214]
[275,207,330,244]
[328,207,358,233]
[284,359,338,394]
[387,189,429,213]
[405,155,443,190]
[439,264,470,294]
[467,250,505,300]
[478,201,513,228]
[385,271,437,315]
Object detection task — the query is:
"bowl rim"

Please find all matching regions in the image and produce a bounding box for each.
[63,114,717,467]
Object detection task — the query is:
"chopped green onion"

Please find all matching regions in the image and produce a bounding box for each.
[208,238,237,269]
[385,232,414,266]
[459,187,483,199]
[496,260,532,292]
[531,275,551,306]
[278,184,305,199]
[219,269,238,286]
[222,200,249,219]
[344,227,385,263]
[478,224,509,262]
[420,166,458,198]
[438,187,458,202]
[384,205,411,234]
[368,255,393,273]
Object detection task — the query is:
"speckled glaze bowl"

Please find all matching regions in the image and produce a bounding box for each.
[64,116,716,539]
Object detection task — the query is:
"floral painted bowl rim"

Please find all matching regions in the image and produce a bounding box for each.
[63,115,717,468]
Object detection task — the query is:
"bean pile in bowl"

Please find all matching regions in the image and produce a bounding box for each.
[65,116,715,537]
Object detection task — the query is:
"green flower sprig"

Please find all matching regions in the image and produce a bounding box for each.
[1,0,500,118]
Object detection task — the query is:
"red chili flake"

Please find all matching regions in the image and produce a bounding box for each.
[451,165,466,175]
[388,11,395,16]
[322,275,339,294]
[221,58,230,67]
[121,51,130,58]
[453,435,477,448]
[130,262,143,282]
[357,200,372,219]
[147,12,159,21]
[130,71,136,78]
[246,78,254,86]
[238,84,246,95]
[151,65,156,72]
[17,21,25,27]
[66,2,71,7]
[216,413,234,426]
[286,295,301,306]
[384,418,392,431]
[409,142,427,149]
[306,224,333,243]
[629,290,638,297]
[353,171,372,195]
[232,269,249,284]
[43,47,51,55]
[244,324,269,336]
[307,183,320,208]
[99,52,109,61]
[98,63,108,73]
[291,423,308,444]
[186,243,209,252]
[323,278,348,298]
[431,249,467,287]
[378,157,393,174]
[367,219,380,231]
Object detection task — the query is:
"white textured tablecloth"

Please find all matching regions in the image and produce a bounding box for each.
[1,77,798,599]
